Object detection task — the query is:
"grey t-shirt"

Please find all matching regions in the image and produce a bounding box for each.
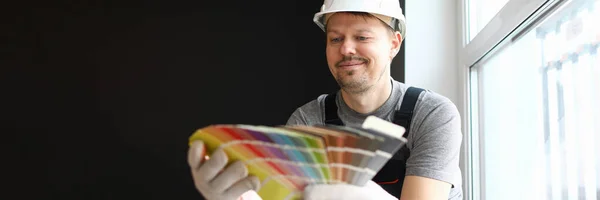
[286,79,463,200]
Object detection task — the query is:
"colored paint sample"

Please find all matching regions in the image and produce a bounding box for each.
[285,126,346,183]
[239,125,319,184]
[263,130,319,181]
[188,116,407,200]
[281,127,332,182]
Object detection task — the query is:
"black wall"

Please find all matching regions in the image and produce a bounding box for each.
[4,0,405,199]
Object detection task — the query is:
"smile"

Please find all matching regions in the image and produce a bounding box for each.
[339,62,364,66]
[338,62,365,69]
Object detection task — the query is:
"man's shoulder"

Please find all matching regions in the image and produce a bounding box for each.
[392,80,454,111]
[392,81,460,130]
[286,93,329,125]
[418,89,454,110]
[296,93,328,112]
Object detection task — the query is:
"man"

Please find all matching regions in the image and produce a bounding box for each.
[187,0,463,199]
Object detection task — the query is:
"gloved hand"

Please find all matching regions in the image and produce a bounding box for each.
[187,141,261,200]
[303,180,397,200]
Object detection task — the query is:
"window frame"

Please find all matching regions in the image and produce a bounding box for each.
[458,0,572,199]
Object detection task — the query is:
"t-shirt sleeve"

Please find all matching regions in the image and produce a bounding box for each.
[286,95,326,126]
[405,100,462,187]
[286,108,309,125]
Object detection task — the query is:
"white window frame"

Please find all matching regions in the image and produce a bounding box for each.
[457,0,572,199]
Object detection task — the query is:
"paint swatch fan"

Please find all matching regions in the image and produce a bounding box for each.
[188,116,407,200]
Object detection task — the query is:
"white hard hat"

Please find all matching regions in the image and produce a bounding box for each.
[313,0,406,38]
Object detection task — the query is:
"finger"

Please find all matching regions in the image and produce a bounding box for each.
[222,175,261,199]
[198,148,228,182]
[210,160,248,193]
[187,141,205,170]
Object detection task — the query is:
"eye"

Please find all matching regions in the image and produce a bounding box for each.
[330,37,342,43]
[357,36,370,41]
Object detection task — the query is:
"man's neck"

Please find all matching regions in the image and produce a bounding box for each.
[340,76,392,114]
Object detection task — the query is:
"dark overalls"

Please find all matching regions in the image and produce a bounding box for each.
[323,87,424,198]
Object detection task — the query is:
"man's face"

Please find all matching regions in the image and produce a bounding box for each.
[325,12,400,94]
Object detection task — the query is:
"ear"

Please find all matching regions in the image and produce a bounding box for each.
[390,31,402,59]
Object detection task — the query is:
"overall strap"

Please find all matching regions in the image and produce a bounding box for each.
[324,92,344,125]
[373,86,425,198]
[393,87,425,138]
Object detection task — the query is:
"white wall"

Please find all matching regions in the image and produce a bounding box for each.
[405,0,468,198]
[405,0,459,106]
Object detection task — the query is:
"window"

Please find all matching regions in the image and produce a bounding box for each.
[467,0,510,41]
[464,0,600,199]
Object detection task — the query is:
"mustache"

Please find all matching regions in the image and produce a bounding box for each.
[336,56,368,67]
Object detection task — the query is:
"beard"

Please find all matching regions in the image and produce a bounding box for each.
[333,57,388,94]
[335,69,371,94]
[333,55,372,94]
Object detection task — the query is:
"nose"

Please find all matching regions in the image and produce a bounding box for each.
[340,40,356,56]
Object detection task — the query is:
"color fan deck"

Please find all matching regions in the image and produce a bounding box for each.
[188,116,407,200]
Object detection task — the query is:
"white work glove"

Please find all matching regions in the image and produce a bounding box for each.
[303,180,397,200]
[187,141,261,200]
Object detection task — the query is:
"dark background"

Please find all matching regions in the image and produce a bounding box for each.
[3,0,405,199]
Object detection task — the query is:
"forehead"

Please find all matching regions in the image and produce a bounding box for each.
[325,13,387,33]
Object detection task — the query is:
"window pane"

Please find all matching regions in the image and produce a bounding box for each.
[468,0,510,41]
[470,1,600,199]
[478,28,547,200]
